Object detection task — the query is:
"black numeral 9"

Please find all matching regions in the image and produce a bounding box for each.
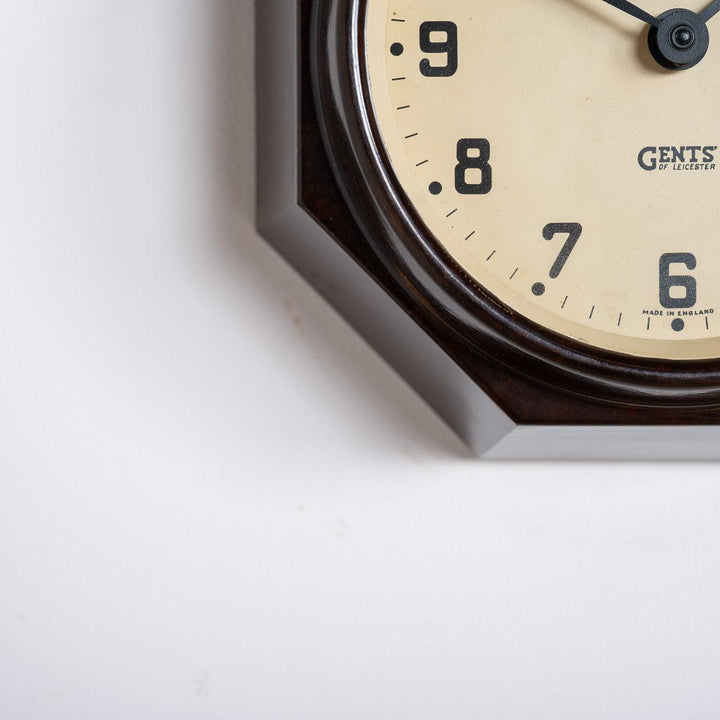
[419,21,458,77]
[455,139,492,195]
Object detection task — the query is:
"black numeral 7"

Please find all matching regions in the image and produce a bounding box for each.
[542,223,583,278]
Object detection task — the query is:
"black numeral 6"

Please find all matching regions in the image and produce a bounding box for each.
[659,253,697,309]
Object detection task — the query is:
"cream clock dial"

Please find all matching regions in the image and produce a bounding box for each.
[260,0,720,457]
[364,0,720,359]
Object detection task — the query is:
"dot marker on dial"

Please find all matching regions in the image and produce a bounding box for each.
[672,318,686,332]
[532,282,546,297]
[428,181,442,195]
[390,43,404,56]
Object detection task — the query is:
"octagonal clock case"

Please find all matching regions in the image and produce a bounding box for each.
[257,0,720,459]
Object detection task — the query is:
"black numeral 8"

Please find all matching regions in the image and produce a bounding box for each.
[455,139,492,195]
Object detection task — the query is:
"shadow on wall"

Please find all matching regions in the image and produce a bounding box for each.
[204,0,468,457]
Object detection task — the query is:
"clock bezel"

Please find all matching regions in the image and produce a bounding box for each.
[310,0,720,406]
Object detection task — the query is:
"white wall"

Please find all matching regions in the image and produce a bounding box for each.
[1,2,719,718]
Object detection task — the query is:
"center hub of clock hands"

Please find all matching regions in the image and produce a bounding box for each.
[648,9,709,70]
[670,25,694,49]
[602,0,720,70]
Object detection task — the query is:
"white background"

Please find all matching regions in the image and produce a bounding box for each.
[2,1,720,718]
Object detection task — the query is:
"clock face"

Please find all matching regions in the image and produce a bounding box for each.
[363,0,720,360]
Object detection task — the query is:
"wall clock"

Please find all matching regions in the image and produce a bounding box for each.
[257,0,720,459]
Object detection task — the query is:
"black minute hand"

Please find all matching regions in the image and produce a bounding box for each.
[602,0,659,27]
[700,0,720,22]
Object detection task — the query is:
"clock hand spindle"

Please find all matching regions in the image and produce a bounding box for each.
[602,0,658,27]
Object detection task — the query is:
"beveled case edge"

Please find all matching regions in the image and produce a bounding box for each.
[256,0,720,459]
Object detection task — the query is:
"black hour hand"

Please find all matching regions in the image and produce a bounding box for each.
[602,0,658,27]
[701,0,720,22]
